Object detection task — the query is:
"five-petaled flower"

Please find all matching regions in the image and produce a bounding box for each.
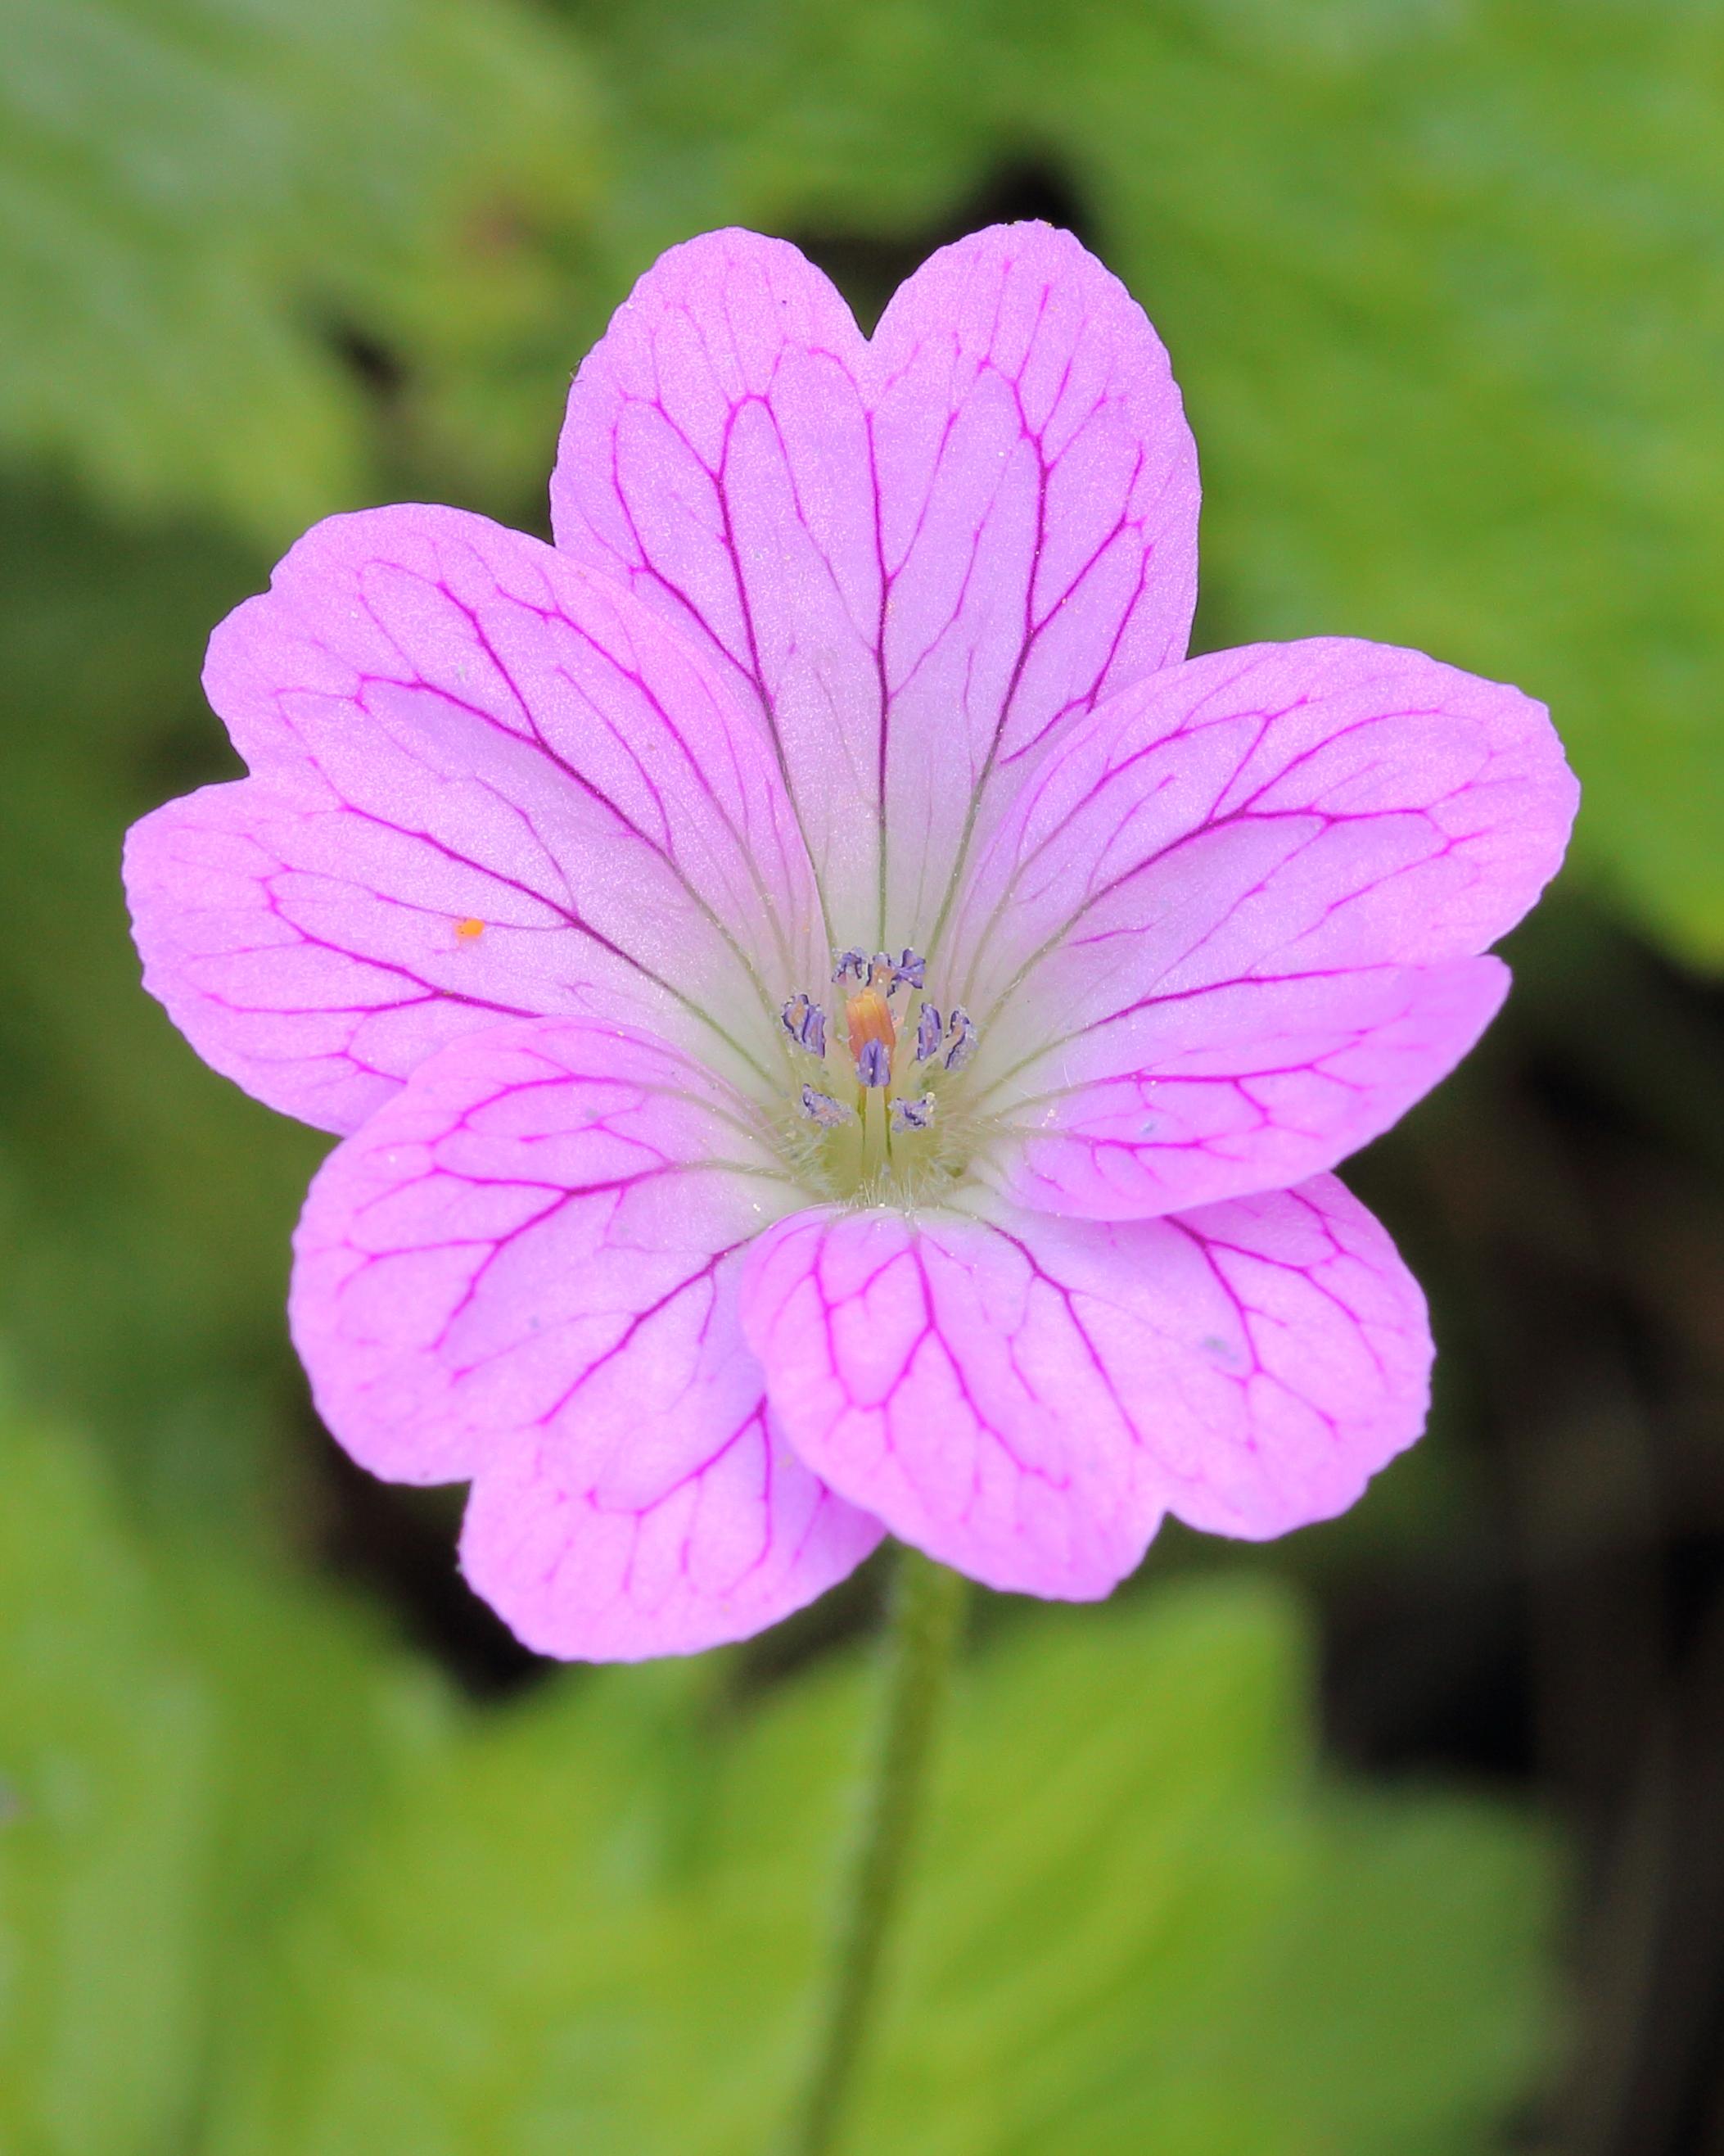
[124,225,1577,1659]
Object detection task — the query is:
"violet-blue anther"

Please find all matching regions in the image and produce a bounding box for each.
[944,1007,977,1073]
[892,948,927,991]
[856,1039,891,1089]
[780,992,827,1057]
[831,949,868,984]
[801,1084,855,1128]
[781,992,816,1052]
[891,1094,936,1133]
[914,1001,944,1062]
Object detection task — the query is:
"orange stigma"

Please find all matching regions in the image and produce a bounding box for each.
[845,978,897,1072]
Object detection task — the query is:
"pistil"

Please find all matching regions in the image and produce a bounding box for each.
[844,959,899,1075]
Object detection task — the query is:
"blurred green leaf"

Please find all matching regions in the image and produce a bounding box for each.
[1,0,598,540]
[0,485,324,1523]
[0,1399,212,2155]
[0,1397,449,2155]
[208,1579,1557,2154]
[577,0,1724,965]
[1063,1,1724,973]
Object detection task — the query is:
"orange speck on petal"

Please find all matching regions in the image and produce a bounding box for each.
[455,917,485,942]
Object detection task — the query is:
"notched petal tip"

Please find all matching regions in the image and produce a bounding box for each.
[288,1015,882,1660]
[135,499,825,1133]
[738,1204,1163,1601]
[550,214,1202,949]
[949,632,1578,1222]
[122,782,391,1137]
[743,1175,1430,1599]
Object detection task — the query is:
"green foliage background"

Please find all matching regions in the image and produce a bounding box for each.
[9,0,1724,2145]
[2,1408,1555,2154]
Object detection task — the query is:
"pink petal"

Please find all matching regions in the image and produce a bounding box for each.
[739,1176,1432,1598]
[124,506,824,1135]
[288,1017,882,1659]
[988,956,1511,1218]
[949,638,1578,1218]
[550,224,1198,951]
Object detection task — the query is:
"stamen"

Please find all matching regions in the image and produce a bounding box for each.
[795,947,977,1170]
[890,1093,936,1132]
[780,992,828,1057]
[944,1006,977,1072]
[801,1085,855,1128]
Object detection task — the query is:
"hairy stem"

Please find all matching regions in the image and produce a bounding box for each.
[779,1547,968,2156]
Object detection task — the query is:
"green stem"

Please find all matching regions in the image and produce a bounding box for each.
[779,1546,968,2156]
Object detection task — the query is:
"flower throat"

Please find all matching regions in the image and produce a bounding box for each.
[779,947,978,1202]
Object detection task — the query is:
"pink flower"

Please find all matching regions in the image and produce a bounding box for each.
[124,226,1577,1659]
